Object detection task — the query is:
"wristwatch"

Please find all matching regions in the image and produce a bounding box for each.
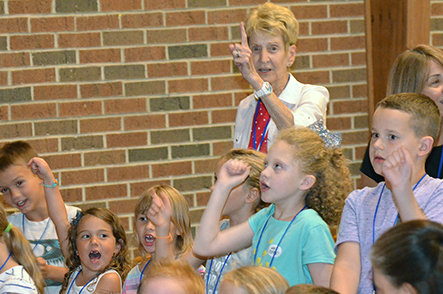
[253,82,273,100]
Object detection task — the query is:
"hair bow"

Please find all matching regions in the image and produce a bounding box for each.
[308,120,342,148]
[70,210,83,227]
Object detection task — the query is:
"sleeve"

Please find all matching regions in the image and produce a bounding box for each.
[336,191,361,248]
[422,181,443,223]
[359,142,384,183]
[302,223,336,265]
[292,86,329,127]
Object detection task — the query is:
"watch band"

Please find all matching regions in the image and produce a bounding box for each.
[253,82,273,100]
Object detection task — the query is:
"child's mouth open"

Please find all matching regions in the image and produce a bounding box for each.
[144,234,155,246]
[89,250,101,263]
[260,181,270,193]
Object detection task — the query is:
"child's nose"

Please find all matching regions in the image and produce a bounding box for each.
[10,188,21,200]
[90,236,99,245]
[372,138,384,150]
[146,220,155,231]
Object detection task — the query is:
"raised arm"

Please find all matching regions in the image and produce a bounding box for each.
[193,159,254,257]
[28,157,70,258]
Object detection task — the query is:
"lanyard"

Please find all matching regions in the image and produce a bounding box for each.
[139,259,151,284]
[253,205,307,268]
[252,99,271,151]
[205,253,231,294]
[438,148,443,178]
[67,270,96,294]
[22,215,50,251]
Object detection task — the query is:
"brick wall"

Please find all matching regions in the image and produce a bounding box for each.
[0,0,442,256]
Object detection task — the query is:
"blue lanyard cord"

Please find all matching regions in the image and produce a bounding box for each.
[254,205,307,268]
[139,259,151,284]
[252,99,271,151]
[205,254,231,294]
[22,215,50,251]
[67,270,96,294]
[0,252,12,272]
[438,148,443,178]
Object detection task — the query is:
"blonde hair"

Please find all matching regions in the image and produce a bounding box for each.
[221,266,289,294]
[286,284,340,294]
[377,93,441,143]
[387,45,443,95]
[134,185,193,258]
[245,2,299,50]
[276,127,352,226]
[0,141,38,172]
[220,149,267,212]
[139,259,204,294]
[61,208,130,293]
[0,204,45,294]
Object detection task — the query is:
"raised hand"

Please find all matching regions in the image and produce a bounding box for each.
[382,146,413,191]
[215,159,251,190]
[147,191,172,231]
[28,157,56,185]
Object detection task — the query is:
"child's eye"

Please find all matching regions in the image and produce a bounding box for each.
[16,181,23,187]
[389,134,397,140]
[371,133,379,139]
[139,216,147,222]
[81,234,90,239]
[274,164,282,170]
[1,188,9,194]
[100,233,108,238]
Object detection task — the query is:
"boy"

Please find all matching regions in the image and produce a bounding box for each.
[330,93,443,294]
[0,141,79,294]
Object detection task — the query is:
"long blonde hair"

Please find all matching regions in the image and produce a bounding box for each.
[0,205,45,294]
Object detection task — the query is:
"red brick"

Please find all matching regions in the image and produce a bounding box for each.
[27,138,59,154]
[331,36,366,51]
[342,130,368,145]
[124,46,166,62]
[234,92,249,105]
[62,169,105,186]
[12,68,55,85]
[124,114,166,130]
[8,0,52,14]
[80,49,121,64]
[211,76,250,91]
[108,165,151,182]
[291,5,328,20]
[0,106,8,121]
[298,22,309,36]
[352,84,368,98]
[121,12,163,28]
[81,82,123,98]
[326,117,352,131]
[109,199,139,214]
[11,103,56,120]
[144,0,185,10]
[85,184,128,200]
[330,3,364,17]
[197,191,211,207]
[168,78,209,93]
[84,150,126,166]
[189,27,229,42]
[432,3,443,15]
[193,93,233,109]
[213,140,233,156]
[0,18,28,33]
[107,132,148,148]
[297,38,328,53]
[355,145,368,161]
[191,60,231,75]
[104,98,147,114]
[333,100,368,115]
[230,0,264,5]
[312,53,349,68]
[45,153,82,169]
[101,0,142,11]
[208,9,247,24]
[194,158,218,174]
[76,15,120,31]
[80,117,121,133]
[31,17,74,33]
[151,161,192,177]
[0,72,7,86]
[59,101,102,117]
[0,52,30,67]
[169,112,208,127]
[296,71,330,85]
[60,188,83,203]
[147,62,187,78]
[129,180,172,197]
[34,85,78,100]
[58,33,101,48]
[165,11,205,26]
[311,20,348,35]
[10,34,54,50]
[212,109,236,124]
[210,42,232,57]
[351,52,367,66]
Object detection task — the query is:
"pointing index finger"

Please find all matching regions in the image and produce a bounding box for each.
[240,22,248,47]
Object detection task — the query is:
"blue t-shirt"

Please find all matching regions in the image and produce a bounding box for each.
[248,204,335,286]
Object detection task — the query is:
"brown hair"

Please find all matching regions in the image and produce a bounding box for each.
[0,204,45,294]
[387,45,443,95]
[245,2,299,50]
[286,284,339,294]
[0,141,37,172]
[61,208,130,293]
[377,93,441,142]
[276,127,352,226]
[138,260,204,294]
[221,266,289,294]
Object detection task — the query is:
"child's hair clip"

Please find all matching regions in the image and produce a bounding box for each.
[308,119,342,148]
[70,210,83,226]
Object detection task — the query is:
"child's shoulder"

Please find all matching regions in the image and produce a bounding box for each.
[345,182,386,206]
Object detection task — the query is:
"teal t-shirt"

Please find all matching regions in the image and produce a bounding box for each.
[248,204,335,286]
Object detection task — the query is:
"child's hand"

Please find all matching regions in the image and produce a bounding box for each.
[28,157,55,184]
[147,191,172,230]
[382,146,413,190]
[36,257,49,278]
[216,159,251,190]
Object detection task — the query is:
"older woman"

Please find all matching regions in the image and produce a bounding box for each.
[231,3,329,152]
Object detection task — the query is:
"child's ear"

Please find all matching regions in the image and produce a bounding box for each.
[399,282,418,294]
[300,175,316,191]
[245,188,260,204]
[114,240,122,255]
[418,136,434,157]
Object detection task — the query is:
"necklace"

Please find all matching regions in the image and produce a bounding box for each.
[22,215,51,251]
[254,205,307,268]
[206,253,231,294]
[252,99,271,151]
[0,252,12,272]
[139,259,151,284]
[67,270,96,294]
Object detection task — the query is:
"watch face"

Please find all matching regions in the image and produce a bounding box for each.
[264,82,272,93]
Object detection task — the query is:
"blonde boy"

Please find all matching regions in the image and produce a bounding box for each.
[0,141,79,294]
[330,93,443,294]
